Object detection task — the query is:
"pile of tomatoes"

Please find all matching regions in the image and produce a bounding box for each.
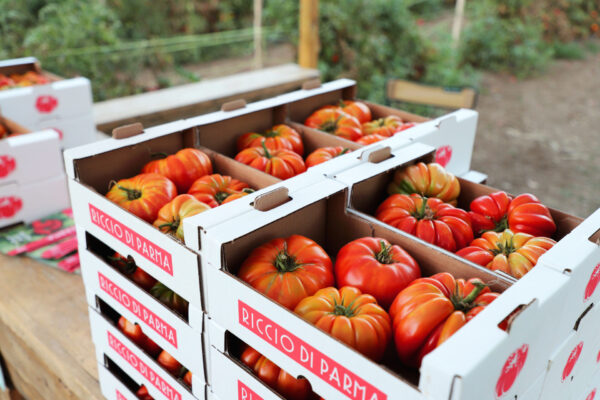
[0,71,50,90]
[108,252,189,317]
[105,148,254,240]
[0,122,9,139]
[233,123,353,179]
[304,100,417,145]
[376,162,558,279]
[237,232,500,392]
[116,315,191,400]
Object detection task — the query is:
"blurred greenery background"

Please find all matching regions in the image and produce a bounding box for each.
[1,0,598,104]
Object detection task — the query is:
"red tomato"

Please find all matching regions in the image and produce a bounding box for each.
[143,335,162,358]
[136,385,153,400]
[235,143,306,180]
[108,253,157,291]
[355,133,388,145]
[469,191,556,237]
[0,124,8,139]
[295,286,391,361]
[304,108,363,141]
[335,237,421,309]
[324,100,372,123]
[188,174,250,208]
[117,316,146,347]
[153,194,210,240]
[237,124,304,155]
[240,345,313,400]
[457,229,556,279]
[361,116,404,137]
[238,234,334,310]
[183,370,192,388]
[157,350,182,375]
[305,146,350,168]
[376,194,474,252]
[150,282,189,317]
[106,173,177,223]
[388,162,460,205]
[0,196,23,218]
[220,188,254,204]
[142,148,212,193]
[389,272,499,367]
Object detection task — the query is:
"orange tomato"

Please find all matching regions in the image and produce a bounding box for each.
[388,162,460,205]
[304,108,363,141]
[153,194,210,240]
[235,143,306,180]
[142,148,212,193]
[356,133,388,145]
[220,188,254,204]
[157,350,182,375]
[324,100,372,123]
[237,124,304,155]
[188,174,250,208]
[106,173,177,223]
[305,146,350,168]
[361,116,405,137]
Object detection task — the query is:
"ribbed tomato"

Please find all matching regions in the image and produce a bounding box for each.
[356,133,388,145]
[118,316,146,347]
[324,100,372,123]
[304,108,363,141]
[388,162,460,205]
[108,252,157,291]
[238,234,334,310]
[361,116,404,137]
[376,194,474,252]
[157,350,182,375]
[469,191,557,237]
[153,194,210,240]
[294,286,391,361]
[457,229,556,278]
[305,146,350,168]
[390,272,499,367]
[220,188,254,204]
[151,282,189,317]
[235,143,306,180]
[188,174,250,208]
[335,237,421,309]
[237,124,304,155]
[136,385,153,400]
[240,345,313,400]
[106,173,177,223]
[142,148,212,193]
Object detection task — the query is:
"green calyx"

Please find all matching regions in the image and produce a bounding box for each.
[375,240,395,264]
[331,296,359,318]
[491,236,516,256]
[261,141,272,159]
[411,197,435,220]
[450,281,487,313]
[215,191,230,204]
[273,243,301,273]
[492,216,509,233]
[320,116,342,134]
[158,217,180,233]
[263,130,279,138]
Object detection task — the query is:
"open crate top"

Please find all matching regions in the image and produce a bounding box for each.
[0,57,62,84]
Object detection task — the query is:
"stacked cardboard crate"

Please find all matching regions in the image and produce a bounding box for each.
[66,78,599,400]
[0,114,69,228]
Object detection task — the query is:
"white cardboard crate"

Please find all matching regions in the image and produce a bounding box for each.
[35,110,96,149]
[90,306,204,400]
[97,361,142,400]
[0,129,63,185]
[78,226,205,378]
[0,172,70,228]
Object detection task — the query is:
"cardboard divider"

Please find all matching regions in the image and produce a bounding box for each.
[89,306,204,400]
[79,229,205,379]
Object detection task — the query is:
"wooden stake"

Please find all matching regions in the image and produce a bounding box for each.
[299,0,319,69]
[452,0,466,48]
[253,0,264,69]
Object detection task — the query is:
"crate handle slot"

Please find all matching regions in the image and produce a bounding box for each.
[112,122,144,139]
[302,78,322,90]
[253,187,290,211]
[221,99,247,112]
[360,145,391,163]
[589,228,600,246]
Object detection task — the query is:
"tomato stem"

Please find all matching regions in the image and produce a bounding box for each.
[492,216,509,233]
[338,148,350,157]
[261,142,272,159]
[150,152,168,159]
[451,281,488,312]
[215,191,230,204]
[375,240,395,264]
[108,254,137,275]
[320,116,342,134]
[331,296,359,317]
[158,217,180,233]
[491,236,516,256]
[273,243,300,273]
[115,183,142,201]
[263,130,278,138]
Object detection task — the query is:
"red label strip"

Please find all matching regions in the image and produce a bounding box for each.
[99,272,178,347]
[238,300,386,400]
[108,331,181,400]
[116,390,128,400]
[89,204,173,275]
[238,380,264,400]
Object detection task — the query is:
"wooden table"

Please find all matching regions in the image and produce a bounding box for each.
[0,254,102,400]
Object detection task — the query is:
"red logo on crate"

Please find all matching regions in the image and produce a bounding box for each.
[562,341,584,382]
[238,300,387,400]
[584,264,600,302]
[99,272,178,347]
[0,196,22,219]
[495,344,529,398]
[89,204,173,275]
[116,390,128,400]
[435,145,453,167]
[587,388,597,400]
[108,332,181,400]
[0,155,16,178]
[597,349,600,363]
[238,380,263,400]
[35,95,58,113]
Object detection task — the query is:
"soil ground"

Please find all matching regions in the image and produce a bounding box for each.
[473,53,600,218]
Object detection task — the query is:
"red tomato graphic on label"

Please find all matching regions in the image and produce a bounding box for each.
[496,344,529,398]
[587,388,597,400]
[0,196,23,218]
[562,341,583,381]
[0,155,16,178]
[585,264,600,302]
[35,95,58,113]
[435,145,453,167]
[596,349,600,363]
[32,219,63,235]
